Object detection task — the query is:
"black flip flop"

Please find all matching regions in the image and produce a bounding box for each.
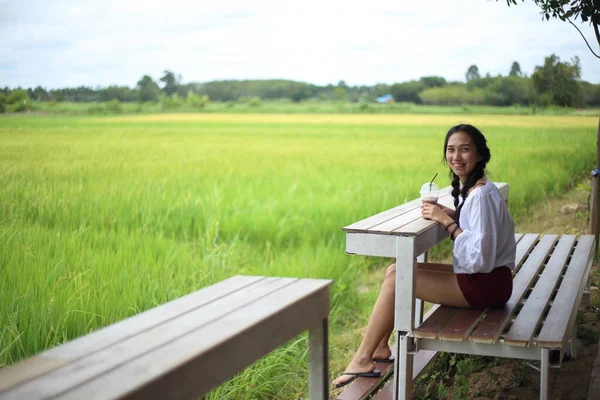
[333,369,382,388]
[373,356,395,363]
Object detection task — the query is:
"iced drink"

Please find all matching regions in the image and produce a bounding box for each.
[420,182,439,204]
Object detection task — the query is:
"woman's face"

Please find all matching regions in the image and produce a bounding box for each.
[446,131,481,183]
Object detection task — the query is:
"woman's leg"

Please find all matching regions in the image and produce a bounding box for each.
[332,264,396,387]
[416,263,470,307]
[332,263,469,387]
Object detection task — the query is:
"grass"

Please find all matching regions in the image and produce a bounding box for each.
[0,112,597,399]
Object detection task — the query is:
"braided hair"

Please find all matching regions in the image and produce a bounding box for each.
[442,124,491,221]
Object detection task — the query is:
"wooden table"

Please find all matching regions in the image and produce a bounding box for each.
[342,183,508,400]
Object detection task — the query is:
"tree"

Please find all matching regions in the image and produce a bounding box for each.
[419,76,447,88]
[160,70,181,96]
[465,65,481,81]
[531,54,581,106]
[509,61,522,77]
[498,0,600,246]
[137,75,161,102]
[390,81,425,103]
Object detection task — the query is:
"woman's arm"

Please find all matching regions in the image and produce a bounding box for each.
[438,204,456,219]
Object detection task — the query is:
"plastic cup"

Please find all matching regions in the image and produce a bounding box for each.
[420,182,439,205]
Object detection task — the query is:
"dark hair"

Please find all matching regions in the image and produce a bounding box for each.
[442,124,491,220]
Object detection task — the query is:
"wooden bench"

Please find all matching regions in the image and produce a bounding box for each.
[339,184,595,400]
[0,275,333,400]
[368,233,595,400]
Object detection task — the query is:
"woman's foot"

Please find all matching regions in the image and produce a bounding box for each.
[372,345,392,362]
[332,355,378,388]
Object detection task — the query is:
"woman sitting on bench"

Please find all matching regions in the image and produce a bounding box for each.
[333,123,517,389]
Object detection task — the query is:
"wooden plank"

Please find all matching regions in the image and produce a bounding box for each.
[514,233,524,244]
[336,361,394,400]
[514,233,539,273]
[0,275,264,393]
[370,349,439,400]
[504,235,576,347]
[414,307,459,339]
[394,196,456,235]
[57,279,332,400]
[439,308,486,341]
[0,277,303,399]
[342,187,453,233]
[470,235,557,344]
[537,235,595,348]
[368,207,423,235]
[342,199,422,233]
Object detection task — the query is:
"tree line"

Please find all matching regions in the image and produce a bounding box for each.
[1,54,599,113]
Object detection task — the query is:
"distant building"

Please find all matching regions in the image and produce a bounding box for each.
[376,94,394,104]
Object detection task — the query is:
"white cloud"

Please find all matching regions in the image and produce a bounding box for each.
[0,0,598,88]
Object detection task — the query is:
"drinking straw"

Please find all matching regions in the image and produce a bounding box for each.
[429,173,438,190]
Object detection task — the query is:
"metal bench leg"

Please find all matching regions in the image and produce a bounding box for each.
[568,323,577,359]
[309,318,328,400]
[540,348,549,400]
[395,332,414,400]
[414,252,427,327]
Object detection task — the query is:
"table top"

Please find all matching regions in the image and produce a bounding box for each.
[342,183,508,237]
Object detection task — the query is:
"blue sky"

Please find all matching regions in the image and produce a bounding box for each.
[1,0,598,89]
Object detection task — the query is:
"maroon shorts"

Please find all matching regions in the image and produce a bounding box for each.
[456,266,513,308]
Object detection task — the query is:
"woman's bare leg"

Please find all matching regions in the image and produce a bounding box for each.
[332,264,396,387]
[332,263,468,387]
[416,263,469,307]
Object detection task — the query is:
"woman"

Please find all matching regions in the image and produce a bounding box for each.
[332,124,516,389]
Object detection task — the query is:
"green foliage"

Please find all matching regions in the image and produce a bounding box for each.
[484,76,534,106]
[160,70,181,96]
[0,92,6,113]
[137,75,161,102]
[186,91,209,108]
[420,76,448,88]
[333,87,346,101]
[532,54,581,107]
[580,81,600,107]
[7,89,32,112]
[390,80,425,103]
[509,61,523,77]
[419,85,485,105]
[466,64,481,81]
[105,99,123,114]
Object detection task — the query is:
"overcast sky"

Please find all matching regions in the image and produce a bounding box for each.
[1,0,598,89]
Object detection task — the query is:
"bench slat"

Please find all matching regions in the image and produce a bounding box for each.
[57,278,331,400]
[470,235,557,344]
[413,307,458,339]
[342,199,423,233]
[336,362,394,400]
[504,235,576,347]
[537,235,595,348]
[342,188,453,233]
[368,207,424,234]
[0,275,264,393]
[0,277,300,399]
[514,233,539,272]
[439,308,486,341]
[393,196,456,235]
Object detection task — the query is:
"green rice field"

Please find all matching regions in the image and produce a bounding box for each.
[0,113,597,398]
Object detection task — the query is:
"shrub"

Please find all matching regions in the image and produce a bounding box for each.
[0,93,6,113]
[7,89,32,112]
[105,99,123,114]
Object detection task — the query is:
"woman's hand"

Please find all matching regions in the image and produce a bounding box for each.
[421,202,453,225]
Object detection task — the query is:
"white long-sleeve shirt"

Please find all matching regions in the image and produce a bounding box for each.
[452,180,516,274]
